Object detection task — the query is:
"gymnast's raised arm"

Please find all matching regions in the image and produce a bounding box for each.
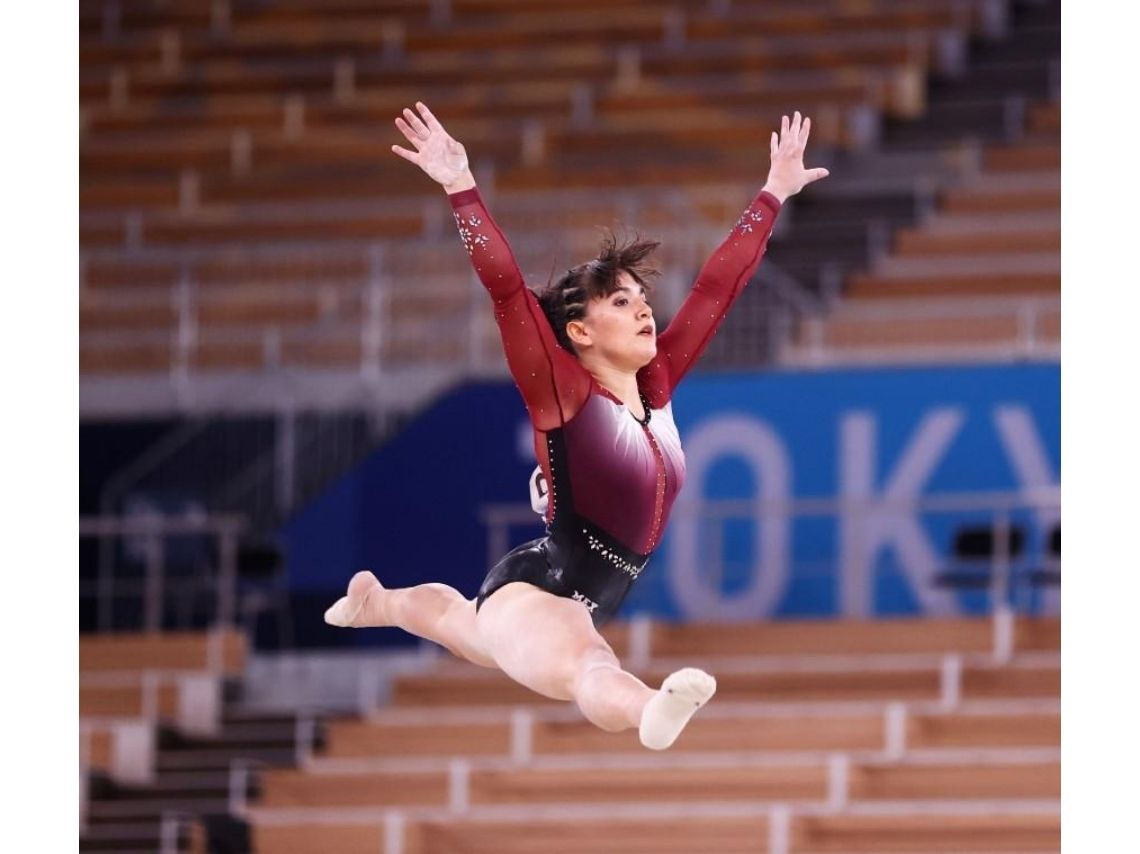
[391,102,583,430]
[645,111,830,398]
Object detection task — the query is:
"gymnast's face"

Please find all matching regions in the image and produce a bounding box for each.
[567,270,657,370]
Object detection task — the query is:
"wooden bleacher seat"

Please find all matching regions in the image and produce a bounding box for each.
[792,812,1060,853]
[260,768,450,808]
[790,301,1059,361]
[79,627,248,674]
[80,340,173,374]
[908,708,1059,749]
[848,759,1059,800]
[648,616,1008,658]
[253,807,1059,853]
[472,763,829,805]
[320,702,1059,763]
[893,224,1060,256]
[80,679,181,718]
[1028,101,1061,135]
[388,659,1059,708]
[257,755,1055,812]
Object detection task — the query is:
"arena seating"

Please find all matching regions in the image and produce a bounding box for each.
[79,629,251,852]
[779,1,1059,364]
[80,0,1022,379]
[245,615,1061,853]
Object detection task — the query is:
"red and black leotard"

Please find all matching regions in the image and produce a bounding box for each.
[450,186,781,624]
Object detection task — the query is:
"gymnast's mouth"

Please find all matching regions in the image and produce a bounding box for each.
[638,324,655,337]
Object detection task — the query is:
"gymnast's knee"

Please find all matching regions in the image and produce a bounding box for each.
[572,643,622,690]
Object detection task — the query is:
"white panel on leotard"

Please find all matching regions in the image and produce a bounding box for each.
[529,465,548,515]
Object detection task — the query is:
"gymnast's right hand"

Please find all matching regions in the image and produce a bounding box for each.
[391,101,474,192]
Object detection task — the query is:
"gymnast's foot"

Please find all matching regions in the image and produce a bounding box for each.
[638,667,717,750]
[324,571,388,628]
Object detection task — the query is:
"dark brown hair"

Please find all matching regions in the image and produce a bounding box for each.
[536,231,662,354]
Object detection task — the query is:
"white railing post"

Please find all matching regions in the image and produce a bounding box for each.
[509,708,534,764]
[357,660,382,715]
[993,602,1015,664]
[448,759,470,812]
[159,813,182,854]
[939,653,962,710]
[384,811,406,854]
[827,753,849,810]
[228,760,251,815]
[768,804,791,854]
[172,265,195,398]
[294,715,317,766]
[991,508,1013,612]
[1017,301,1036,356]
[627,614,653,671]
[143,527,165,632]
[884,702,907,760]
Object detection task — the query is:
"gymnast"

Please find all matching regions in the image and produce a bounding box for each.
[326,102,828,749]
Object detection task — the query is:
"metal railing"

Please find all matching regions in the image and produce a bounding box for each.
[785,295,1060,366]
[81,513,245,632]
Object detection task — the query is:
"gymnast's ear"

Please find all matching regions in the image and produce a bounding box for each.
[565,319,592,349]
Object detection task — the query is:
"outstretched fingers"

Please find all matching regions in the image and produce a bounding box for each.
[402,106,430,138]
[804,166,830,185]
[391,144,423,166]
[394,115,424,146]
[416,100,444,133]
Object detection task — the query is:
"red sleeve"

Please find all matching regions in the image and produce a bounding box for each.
[449,188,589,430]
[639,189,782,406]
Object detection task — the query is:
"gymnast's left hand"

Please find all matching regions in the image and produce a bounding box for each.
[761,111,830,203]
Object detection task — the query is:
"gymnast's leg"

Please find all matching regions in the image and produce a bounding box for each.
[325,570,496,668]
[474,582,716,748]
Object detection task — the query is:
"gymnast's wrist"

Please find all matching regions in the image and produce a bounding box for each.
[759,182,790,205]
[444,170,477,195]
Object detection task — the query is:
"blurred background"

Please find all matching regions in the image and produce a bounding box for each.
[78,0,1060,850]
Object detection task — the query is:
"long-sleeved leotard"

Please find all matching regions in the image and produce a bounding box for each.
[449,186,781,621]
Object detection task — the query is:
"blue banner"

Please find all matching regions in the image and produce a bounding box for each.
[283,363,1059,623]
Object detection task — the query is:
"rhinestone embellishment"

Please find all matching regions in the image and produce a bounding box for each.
[454,212,490,255]
[583,528,645,579]
[733,208,764,234]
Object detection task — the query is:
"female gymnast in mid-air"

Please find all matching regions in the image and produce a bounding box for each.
[326,102,828,749]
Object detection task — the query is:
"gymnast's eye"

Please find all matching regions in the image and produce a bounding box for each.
[614,297,628,306]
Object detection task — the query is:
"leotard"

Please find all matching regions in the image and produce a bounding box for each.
[449,186,781,624]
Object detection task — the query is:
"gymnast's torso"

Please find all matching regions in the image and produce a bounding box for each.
[450,186,781,623]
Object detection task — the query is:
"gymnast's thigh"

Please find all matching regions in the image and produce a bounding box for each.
[474,581,614,702]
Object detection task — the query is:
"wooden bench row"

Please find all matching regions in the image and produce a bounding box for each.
[252,808,1060,853]
[796,302,1059,352]
[79,327,487,374]
[81,69,884,138]
[81,717,157,783]
[80,1,980,70]
[258,756,1059,809]
[80,107,849,210]
[79,627,248,674]
[387,660,1059,708]
[325,706,1059,760]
